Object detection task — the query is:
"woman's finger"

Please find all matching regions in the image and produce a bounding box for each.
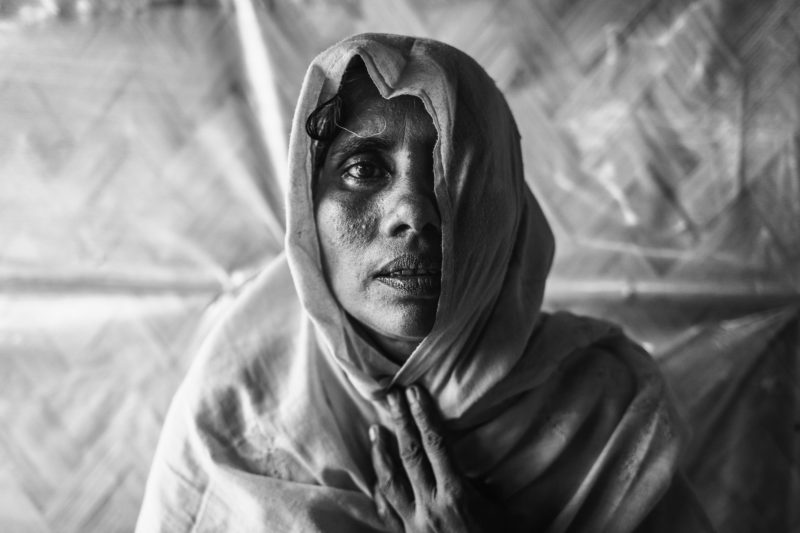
[374,482,404,532]
[405,385,462,494]
[386,389,436,501]
[370,424,414,519]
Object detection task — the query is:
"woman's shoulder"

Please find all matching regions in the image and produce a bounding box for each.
[163,254,317,472]
[532,312,690,531]
[176,254,308,436]
[541,310,663,387]
[191,254,303,381]
[536,311,681,443]
[137,257,317,530]
[487,310,667,419]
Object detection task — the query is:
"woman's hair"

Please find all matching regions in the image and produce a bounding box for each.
[305,57,376,174]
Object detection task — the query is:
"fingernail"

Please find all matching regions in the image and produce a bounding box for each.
[406,385,419,404]
[387,391,400,410]
[369,425,378,442]
[374,485,387,515]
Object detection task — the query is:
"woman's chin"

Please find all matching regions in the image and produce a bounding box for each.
[371,312,436,343]
[348,311,435,362]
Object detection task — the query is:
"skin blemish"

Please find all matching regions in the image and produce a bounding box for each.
[326,199,379,248]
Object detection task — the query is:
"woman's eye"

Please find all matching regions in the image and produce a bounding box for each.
[343,162,386,181]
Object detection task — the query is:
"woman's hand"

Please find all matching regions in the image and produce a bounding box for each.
[370,385,515,533]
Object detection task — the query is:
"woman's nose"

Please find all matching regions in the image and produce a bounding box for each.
[380,168,440,238]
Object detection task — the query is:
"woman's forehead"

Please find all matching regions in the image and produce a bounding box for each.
[348,92,430,128]
[331,91,435,156]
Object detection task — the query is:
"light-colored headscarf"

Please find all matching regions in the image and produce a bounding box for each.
[137,34,712,532]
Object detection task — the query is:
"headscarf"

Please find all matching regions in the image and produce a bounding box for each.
[137,34,711,533]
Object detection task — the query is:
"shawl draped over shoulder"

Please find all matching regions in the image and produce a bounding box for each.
[137,34,714,533]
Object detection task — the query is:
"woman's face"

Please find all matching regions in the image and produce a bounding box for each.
[314,82,441,362]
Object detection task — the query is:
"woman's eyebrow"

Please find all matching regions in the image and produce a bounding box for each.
[331,135,393,157]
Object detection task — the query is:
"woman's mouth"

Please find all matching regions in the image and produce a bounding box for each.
[374,255,441,298]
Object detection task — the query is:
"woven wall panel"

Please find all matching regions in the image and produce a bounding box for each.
[0,5,279,531]
[0,7,282,288]
[0,292,234,531]
[249,0,800,299]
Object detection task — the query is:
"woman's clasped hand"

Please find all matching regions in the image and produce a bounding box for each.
[370,385,518,533]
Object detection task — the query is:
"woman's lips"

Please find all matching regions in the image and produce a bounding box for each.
[376,272,441,297]
[374,255,441,298]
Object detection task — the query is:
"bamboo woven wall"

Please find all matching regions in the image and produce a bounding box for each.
[1,0,798,532]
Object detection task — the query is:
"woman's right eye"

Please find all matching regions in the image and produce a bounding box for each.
[342,161,387,182]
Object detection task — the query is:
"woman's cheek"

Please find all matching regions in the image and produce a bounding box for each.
[320,195,380,250]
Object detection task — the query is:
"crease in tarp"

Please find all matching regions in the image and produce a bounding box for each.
[233,0,288,238]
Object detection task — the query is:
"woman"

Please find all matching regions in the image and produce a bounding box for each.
[137,33,714,532]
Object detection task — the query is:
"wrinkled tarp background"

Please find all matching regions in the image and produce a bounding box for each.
[1,0,798,531]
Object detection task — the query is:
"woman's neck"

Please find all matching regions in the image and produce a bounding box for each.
[349,316,420,364]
